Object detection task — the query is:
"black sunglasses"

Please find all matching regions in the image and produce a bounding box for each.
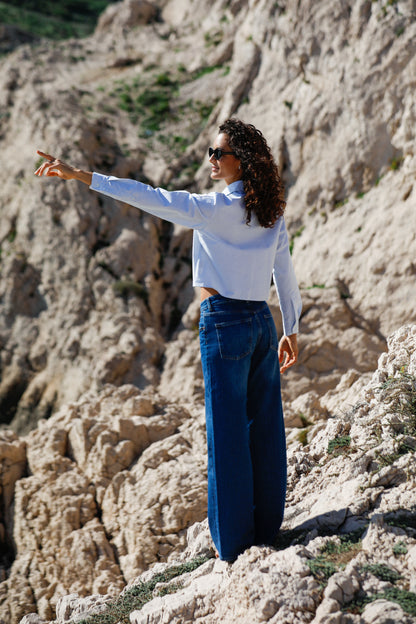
[208,147,235,160]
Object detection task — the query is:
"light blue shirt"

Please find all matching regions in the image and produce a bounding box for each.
[90,174,302,335]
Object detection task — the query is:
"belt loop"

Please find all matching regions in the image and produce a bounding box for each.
[207,296,213,311]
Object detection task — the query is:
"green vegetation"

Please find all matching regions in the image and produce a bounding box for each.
[289,225,305,255]
[276,520,415,616]
[345,587,416,617]
[297,429,308,446]
[102,65,220,146]
[378,587,416,616]
[113,280,148,304]
[306,529,364,586]
[307,556,337,584]
[299,414,313,428]
[390,156,404,171]
[393,541,408,557]
[363,563,402,583]
[108,74,177,136]
[334,197,348,209]
[345,557,416,617]
[327,435,351,455]
[190,64,230,80]
[76,557,209,624]
[296,414,313,447]
[7,228,17,244]
[0,0,113,40]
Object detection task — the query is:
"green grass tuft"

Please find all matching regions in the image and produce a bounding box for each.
[113,281,148,303]
[306,555,337,585]
[362,563,402,583]
[327,435,351,454]
[297,429,308,446]
[393,541,408,557]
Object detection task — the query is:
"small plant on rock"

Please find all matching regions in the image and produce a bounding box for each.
[392,541,408,557]
[327,435,351,455]
[362,563,402,583]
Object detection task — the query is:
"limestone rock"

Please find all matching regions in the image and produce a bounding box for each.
[0,386,207,622]
[0,430,26,581]
[0,0,415,621]
[0,0,415,434]
[96,0,158,33]
[6,324,415,624]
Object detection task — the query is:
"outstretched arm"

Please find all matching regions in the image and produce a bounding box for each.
[35,151,92,186]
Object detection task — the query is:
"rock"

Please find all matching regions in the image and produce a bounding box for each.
[54,593,113,623]
[0,430,26,580]
[361,599,412,624]
[128,545,320,624]
[176,519,215,562]
[5,322,415,623]
[0,0,414,621]
[0,386,208,621]
[19,616,46,624]
[96,0,158,33]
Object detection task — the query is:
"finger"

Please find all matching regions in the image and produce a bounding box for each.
[279,353,288,373]
[278,343,286,363]
[36,150,55,162]
[35,162,53,176]
[280,350,297,373]
[281,355,296,373]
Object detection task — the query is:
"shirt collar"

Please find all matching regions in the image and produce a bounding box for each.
[224,179,244,195]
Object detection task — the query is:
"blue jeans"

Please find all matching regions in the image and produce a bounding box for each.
[199,295,287,561]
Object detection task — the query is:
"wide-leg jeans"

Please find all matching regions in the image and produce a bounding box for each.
[199,294,287,561]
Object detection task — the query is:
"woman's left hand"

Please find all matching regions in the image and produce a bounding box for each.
[278,333,298,373]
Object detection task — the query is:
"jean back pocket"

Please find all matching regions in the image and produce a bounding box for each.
[215,318,253,360]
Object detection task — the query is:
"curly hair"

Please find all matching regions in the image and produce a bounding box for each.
[218,118,286,228]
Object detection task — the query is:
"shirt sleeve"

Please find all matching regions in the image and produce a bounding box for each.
[272,219,302,335]
[89,172,217,229]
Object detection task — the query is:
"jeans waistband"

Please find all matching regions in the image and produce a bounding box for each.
[200,294,267,314]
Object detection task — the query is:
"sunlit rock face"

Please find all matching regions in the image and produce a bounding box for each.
[0,0,415,621]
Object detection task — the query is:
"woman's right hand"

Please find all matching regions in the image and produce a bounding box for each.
[35,151,92,185]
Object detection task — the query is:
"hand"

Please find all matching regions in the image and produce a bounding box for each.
[278,333,298,374]
[35,151,76,180]
[34,151,92,185]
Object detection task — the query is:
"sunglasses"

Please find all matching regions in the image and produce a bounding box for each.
[208,147,236,160]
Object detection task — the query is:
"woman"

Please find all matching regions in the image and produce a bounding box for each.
[35,118,302,562]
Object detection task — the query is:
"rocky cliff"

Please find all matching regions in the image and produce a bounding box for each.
[0,0,415,622]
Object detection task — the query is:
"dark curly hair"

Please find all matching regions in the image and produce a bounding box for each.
[218,118,286,228]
